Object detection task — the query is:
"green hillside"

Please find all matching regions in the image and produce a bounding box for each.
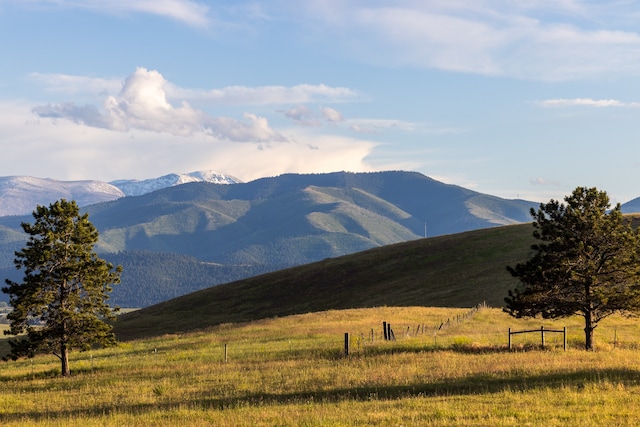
[82,171,534,265]
[114,222,536,340]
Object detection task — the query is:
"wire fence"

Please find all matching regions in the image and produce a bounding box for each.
[342,302,489,356]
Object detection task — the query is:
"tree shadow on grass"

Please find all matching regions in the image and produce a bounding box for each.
[193,367,640,409]
[2,367,639,422]
[355,342,560,357]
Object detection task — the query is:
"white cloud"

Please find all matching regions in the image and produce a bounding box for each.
[224,130,378,181]
[32,68,287,143]
[322,107,343,122]
[538,98,640,108]
[18,1,640,80]
[30,71,359,106]
[0,101,379,183]
[15,0,210,28]
[125,0,210,27]
[206,113,287,143]
[530,177,562,187]
[280,105,346,127]
[295,1,640,81]
[280,105,320,127]
[28,72,122,95]
[277,106,417,135]
[347,118,415,134]
[169,83,359,105]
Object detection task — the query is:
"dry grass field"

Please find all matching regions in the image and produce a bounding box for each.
[3,306,640,426]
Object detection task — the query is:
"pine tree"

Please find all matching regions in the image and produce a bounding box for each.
[2,199,121,376]
[505,187,640,350]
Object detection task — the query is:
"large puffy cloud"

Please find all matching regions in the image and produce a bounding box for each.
[101,68,203,135]
[31,68,363,141]
[18,67,397,183]
[33,68,287,143]
[1,101,379,182]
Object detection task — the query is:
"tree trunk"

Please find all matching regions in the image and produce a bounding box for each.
[584,311,595,351]
[60,343,70,377]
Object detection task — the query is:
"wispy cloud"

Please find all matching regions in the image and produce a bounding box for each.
[279,105,346,127]
[538,98,640,108]
[17,1,640,80]
[16,0,211,27]
[530,177,562,187]
[322,107,343,123]
[169,83,359,105]
[28,72,122,95]
[278,105,418,135]
[347,118,415,134]
[30,71,359,106]
[294,1,640,81]
[280,105,321,127]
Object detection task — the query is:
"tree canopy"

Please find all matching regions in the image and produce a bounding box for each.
[505,187,640,350]
[2,199,121,376]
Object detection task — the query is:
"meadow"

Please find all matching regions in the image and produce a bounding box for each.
[2,306,640,426]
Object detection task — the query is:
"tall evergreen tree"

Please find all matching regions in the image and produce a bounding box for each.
[505,187,640,350]
[3,199,121,376]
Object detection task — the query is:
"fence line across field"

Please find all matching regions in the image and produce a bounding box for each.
[343,303,488,355]
[508,326,567,351]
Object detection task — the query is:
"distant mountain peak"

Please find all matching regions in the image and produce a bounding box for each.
[110,170,242,197]
[0,170,241,216]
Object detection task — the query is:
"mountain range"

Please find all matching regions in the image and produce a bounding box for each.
[83,171,538,261]
[4,170,639,308]
[0,170,540,307]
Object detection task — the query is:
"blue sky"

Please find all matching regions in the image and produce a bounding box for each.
[2,1,640,204]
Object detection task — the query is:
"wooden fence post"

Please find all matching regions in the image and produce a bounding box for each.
[224,343,228,363]
[383,322,388,341]
[344,333,350,356]
[508,327,511,350]
[564,326,567,351]
[541,326,545,349]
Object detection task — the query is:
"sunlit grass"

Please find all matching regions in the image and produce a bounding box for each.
[2,307,640,425]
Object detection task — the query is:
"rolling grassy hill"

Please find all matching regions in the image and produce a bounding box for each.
[114,214,640,341]
[113,222,537,340]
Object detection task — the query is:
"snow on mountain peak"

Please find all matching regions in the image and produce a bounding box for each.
[110,170,242,197]
[0,176,125,217]
[0,170,242,216]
